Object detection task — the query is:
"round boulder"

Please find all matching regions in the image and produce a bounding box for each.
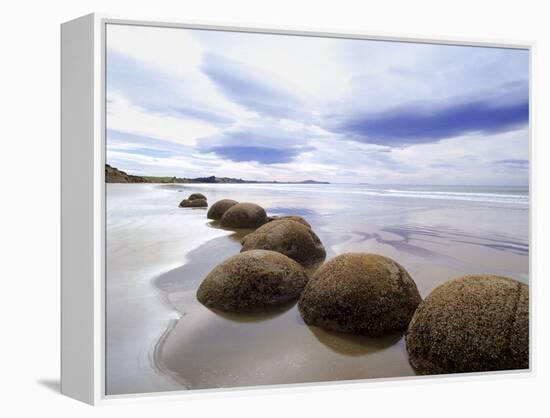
[267,215,311,228]
[241,219,325,266]
[188,193,207,201]
[220,202,267,228]
[179,198,208,208]
[298,253,422,336]
[405,274,528,374]
[196,250,309,312]
[207,199,239,220]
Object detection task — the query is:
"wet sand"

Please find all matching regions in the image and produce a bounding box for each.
[154,232,413,389]
[105,184,232,394]
[106,183,528,394]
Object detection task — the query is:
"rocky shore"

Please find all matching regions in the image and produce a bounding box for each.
[106,182,529,393]
[180,193,530,374]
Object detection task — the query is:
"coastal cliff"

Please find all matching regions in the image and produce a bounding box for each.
[105,164,148,183]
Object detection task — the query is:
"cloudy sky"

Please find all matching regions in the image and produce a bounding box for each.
[106,24,529,185]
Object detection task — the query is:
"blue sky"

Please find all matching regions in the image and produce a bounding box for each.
[106,24,529,185]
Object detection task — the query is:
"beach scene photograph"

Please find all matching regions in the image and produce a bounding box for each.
[104,23,529,395]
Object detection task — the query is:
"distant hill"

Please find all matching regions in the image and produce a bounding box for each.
[105,164,147,183]
[105,165,329,184]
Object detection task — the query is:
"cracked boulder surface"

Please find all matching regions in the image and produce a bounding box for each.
[405,274,529,374]
[298,253,422,336]
[241,219,326,266]
[196,250,309,313]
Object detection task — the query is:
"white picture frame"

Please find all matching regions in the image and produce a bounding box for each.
[61,13,533,405]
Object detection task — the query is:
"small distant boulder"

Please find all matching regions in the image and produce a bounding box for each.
[207,199,239,220]
[196,250,309,312]
[220,202,267,228]
[266,215,311,228]
[298,253,422,336]
[179,198,208,208]
[406,274,529,374]
[241,219,325,266]
[188,193,207,201]
[179,192,208,208]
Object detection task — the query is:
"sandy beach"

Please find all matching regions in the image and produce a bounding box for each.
[106,183,528,394]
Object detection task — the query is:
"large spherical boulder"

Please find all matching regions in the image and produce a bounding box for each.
[196,250,309,312]
[298,253,422,336]
[241,219,325,266]
[188,193,207,201]
[267,215,311,228]
[179,198,208,208]
[220,202,267,228]
[405,275,529,374]
[207,199,239,220]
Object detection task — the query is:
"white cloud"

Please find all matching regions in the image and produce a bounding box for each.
[193,30,351,104]
[390,128,528,168]
[107,24,255,130]
[106,24,529,185]
[107,24,202,78]
[107,93,221,146]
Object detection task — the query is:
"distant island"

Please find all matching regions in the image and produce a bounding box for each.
[105,164,330,184]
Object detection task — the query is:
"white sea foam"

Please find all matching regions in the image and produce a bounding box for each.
[352,188,528,205]
[182,183,528,206]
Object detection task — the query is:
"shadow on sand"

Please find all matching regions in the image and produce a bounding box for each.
[204,299,297,323]
[307,324,404,356]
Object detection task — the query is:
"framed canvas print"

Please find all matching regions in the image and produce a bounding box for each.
[61,14,532,405]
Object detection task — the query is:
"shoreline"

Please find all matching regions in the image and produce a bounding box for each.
[106,183,529,394]
[105,184,233,395]
[151,226,416,389]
